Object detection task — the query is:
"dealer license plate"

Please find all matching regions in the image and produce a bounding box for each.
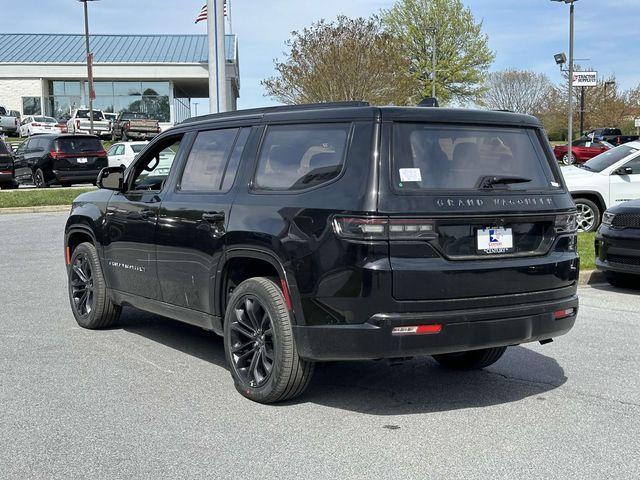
[477,227,513,254]
[77,157,88,163]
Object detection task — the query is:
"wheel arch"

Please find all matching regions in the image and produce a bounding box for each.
[571,191,606,214]
[217,247,303,325]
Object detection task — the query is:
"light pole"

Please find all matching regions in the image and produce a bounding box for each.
[78,0,98,135]
[552,0,578,146]
[430,28,436,99]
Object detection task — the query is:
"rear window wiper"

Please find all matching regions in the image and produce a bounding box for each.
[477,175,532,189]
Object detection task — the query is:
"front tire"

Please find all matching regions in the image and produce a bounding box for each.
[68,242,121,329]
[223,277,314,403]
[574,198,601,232]
[433,346,507,370]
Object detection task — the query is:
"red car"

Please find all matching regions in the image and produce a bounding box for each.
[553,139,613,165]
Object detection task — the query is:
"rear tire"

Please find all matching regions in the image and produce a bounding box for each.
[562,153,575,165]
[68,242,121,329]
[574,198,600,232]
[223,277,314,403]
[34,168,48,188]
[433,346,507,370]
[605,271,638,289]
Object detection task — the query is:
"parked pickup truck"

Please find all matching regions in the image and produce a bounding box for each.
[586,128,639,146]
[66,109,111,138]
[111,112,160,141]
[0,106,20,136]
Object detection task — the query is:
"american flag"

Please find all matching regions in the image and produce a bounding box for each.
[195,1,227,23]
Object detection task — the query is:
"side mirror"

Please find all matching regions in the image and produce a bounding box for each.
[97,166,125,191]
[614,166,633,176]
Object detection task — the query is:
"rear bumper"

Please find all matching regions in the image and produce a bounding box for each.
[294,294,578,361]
[53,169,102,184]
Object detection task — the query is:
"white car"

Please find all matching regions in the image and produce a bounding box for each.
[562,140,640,232]
[107,141,148,168]
[19,115,62,137]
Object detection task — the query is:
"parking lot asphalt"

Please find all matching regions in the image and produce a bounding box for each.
[0,212,638,480]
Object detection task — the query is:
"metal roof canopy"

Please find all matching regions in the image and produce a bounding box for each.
[0,33,237,64]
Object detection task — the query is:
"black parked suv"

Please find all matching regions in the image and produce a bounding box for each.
[64,102,579,403]
[14,134,107,188]
[0,138,17,189]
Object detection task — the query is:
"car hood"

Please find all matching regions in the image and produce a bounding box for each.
[560,165,597,180]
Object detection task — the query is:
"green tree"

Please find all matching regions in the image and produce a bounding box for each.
[262,16,418,106]
[382,0,495,104]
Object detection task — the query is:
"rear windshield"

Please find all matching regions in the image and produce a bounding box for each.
[0,141,10,155]
[131,144,146,153]
[76,110,104,120]
[55,137,103,153]
[33,116,57,123]
[121,113,148,120]
[0,107,6,116]
[392,123,559,192]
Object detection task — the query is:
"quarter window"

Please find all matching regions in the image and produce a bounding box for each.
[179,128,240,192]
[254,123,350,191]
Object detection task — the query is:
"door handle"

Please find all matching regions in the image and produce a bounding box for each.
[140,208,154,219]
[202,212,225,223]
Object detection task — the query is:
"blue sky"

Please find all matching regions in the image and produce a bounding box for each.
[3,0,638,114]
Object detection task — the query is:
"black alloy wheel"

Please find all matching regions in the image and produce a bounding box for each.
[70,253,94,317]
[34,168,48,188]
[229,295,275,387]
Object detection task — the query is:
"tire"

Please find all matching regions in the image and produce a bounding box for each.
[34,168,49,188]
[433,346,507,370]
[605,271,638,289]
[111,131,117,142]
[562,153,576,165]
[68,242,121,329]
[122,131,128,142]
[574,198,601,232]
[223,277,314,403]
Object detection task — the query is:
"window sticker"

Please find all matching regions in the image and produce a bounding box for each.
[399,168,422,182]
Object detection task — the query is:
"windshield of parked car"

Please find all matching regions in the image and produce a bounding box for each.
[121,113,149,120]
[581,144,639,172]
[76,110,104,121]
[33,116,57,124]
[55,137,104,153]
[131,144,146,153]
[392,123,560,191]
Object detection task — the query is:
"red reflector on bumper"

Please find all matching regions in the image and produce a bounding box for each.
[392,324,442,336]
[553,308,575,320]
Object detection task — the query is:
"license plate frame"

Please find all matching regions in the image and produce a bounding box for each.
[477,227,514,255]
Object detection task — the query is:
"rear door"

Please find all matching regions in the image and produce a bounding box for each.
[155,126,251,313]
[102,134,186,299]
[379,121,576,301]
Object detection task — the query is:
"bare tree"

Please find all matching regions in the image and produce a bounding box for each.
[482,69,552,115]
[262,16,419,106]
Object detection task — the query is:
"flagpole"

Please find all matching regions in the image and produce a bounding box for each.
[206,0,227,113]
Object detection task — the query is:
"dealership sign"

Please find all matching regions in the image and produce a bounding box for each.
[573,71,598,87]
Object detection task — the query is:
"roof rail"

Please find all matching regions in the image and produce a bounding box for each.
[181,101,370,125]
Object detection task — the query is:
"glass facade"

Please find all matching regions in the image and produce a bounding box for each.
[46,80,170,122]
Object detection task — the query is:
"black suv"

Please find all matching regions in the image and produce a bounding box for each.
[14,134,107,188]
[64,103,579,403]
[0,138,17,189]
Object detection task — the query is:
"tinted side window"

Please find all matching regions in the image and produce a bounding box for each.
[221,128,250,192]
[623,157,640,174]
[254,123,350,191]
[179,128,239,192]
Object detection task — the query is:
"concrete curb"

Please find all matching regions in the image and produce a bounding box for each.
[578,269,606,286]
[0,205,70,215]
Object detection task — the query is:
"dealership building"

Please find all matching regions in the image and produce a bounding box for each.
[0,33,240,126]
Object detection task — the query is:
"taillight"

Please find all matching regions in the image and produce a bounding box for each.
[553,308,575,320]
[555,213,578,233]
[32,123,42,127]
[156,125,161,133]
[124,121,131,131]
[50,150,59,160]
[332,216,436,241]
[96,150,107,157]
[76,119,81,129]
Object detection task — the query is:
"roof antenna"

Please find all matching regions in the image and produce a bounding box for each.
[418,97,439,107]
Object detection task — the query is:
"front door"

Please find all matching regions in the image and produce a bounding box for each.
[102,134,185,299]
[155,127,251,313]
